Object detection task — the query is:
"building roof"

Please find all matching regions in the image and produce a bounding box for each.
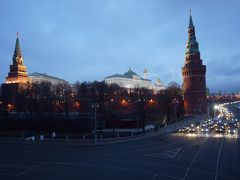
[105,68,151,81]
[29,72,65,81]
[13,36,22,59]
[186,12,199,54]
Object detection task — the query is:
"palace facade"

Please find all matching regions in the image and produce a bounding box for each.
[104,69,165,91]
[29,72,66,85]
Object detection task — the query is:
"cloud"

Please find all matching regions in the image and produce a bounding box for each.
[207,54,240,77]
[207,54,240,92]
[0,0,240,93]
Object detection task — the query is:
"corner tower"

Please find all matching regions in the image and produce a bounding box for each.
[1,33,30,110]
[182,12,207,115]
[5,33,29,84]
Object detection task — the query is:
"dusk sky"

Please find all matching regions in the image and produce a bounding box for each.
[0,0,239,92]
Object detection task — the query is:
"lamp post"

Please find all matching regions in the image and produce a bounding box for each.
[91,103,99,144]
[172,98,179,129]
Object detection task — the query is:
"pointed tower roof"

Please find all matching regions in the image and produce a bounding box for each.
[5,32,29,84]
[185,11,199,54]
[13,32,23,58]
[189,10,194,28]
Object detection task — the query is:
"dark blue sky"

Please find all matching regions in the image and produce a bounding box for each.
[0,0,240,92]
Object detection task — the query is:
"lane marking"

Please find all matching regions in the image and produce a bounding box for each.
[215,138,224,180]
[0,162,45,176]
[16,163,45,176]
[102,137,202,156]
[182,138,208,180]
[145,148,182,159]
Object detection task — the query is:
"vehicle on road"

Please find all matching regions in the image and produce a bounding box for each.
[227,127,237,134]
[201,127,209,133]
[178,128,186,133]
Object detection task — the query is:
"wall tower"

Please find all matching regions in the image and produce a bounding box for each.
[182,12,207,115]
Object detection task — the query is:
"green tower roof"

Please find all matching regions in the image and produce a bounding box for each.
[13,33,23,59]
[189,9,194,28]
[189,14,194,28]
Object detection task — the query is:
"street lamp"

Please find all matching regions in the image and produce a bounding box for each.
[214,104,219,118]
[91,103,99,144]
[172,98,179,129]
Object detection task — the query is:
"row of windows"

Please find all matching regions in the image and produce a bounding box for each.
[184,62,201,68]
[184,77,203,82]
[182,69,205,76]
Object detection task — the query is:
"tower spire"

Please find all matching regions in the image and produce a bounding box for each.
[185,11,199,54]
[189,9,194,28]
[13,32,23,65]
[5,32,29,84]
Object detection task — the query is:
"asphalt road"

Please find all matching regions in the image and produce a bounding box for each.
[0,132,239,180]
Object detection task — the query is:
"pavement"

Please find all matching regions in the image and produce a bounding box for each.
[0,116,239,180]
[0,116,199,146]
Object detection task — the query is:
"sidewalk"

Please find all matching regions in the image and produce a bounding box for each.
[0,116,201,147]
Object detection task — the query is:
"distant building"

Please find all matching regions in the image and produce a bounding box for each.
[154,78,166,92]
[29,72,66,85]
[104,68,165,91]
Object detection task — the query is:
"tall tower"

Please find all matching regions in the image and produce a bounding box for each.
[182,12,207,115]
[5,33,29,84]
[1,33,30,109]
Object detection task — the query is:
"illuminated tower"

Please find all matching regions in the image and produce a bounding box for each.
[182,12,207,115]
[1,33,30,109]
[5,33,29,84]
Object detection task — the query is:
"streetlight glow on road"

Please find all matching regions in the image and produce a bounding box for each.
[177,102,239,139]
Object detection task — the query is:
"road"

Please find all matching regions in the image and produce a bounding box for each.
[0,131,239,180]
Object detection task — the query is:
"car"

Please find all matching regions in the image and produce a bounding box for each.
[217,123,225,129]
[201,127,209,133]
[215,127,224,133]
[209,124,216,131]
[195,125,201,132]
[229,122,238,128]
[227,127,237,134]
[188,127,196,133]
[178,128,186,133]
